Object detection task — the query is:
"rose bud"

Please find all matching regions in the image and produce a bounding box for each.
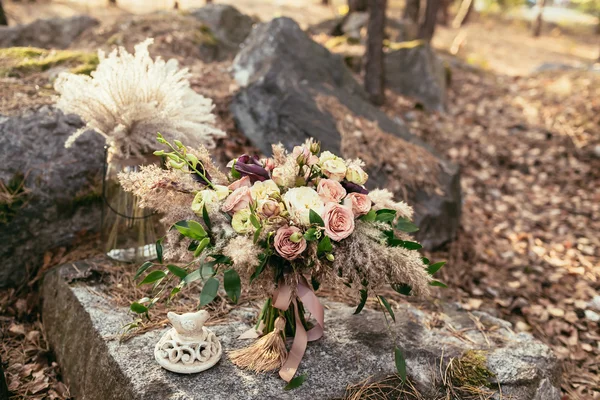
[258,199,281,218]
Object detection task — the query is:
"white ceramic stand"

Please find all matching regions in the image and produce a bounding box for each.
[154,310,222,374]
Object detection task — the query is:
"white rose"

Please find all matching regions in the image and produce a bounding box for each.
[214,185,230,200]
[319,151,337,164]
[250,179,280,201]
[191,190,219,214]
[345,165,368,185]
[321,158,347,181]
[283,187,325,226]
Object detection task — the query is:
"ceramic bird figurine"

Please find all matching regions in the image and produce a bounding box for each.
[154,310,222,374]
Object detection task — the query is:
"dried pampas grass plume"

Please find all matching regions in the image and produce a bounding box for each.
[55,38,225,158]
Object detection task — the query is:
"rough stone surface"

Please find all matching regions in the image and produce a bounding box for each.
[0,15,99,49]
[231,18,461,249]
[0,107,104,287]
[385,43,447,112]
[189,4,254,61]
[42,259,561,400]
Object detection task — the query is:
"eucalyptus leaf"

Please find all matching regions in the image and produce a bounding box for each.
[134,261,153,280]
[354,289,368,315]
[155,238,164,264]
[375,209,396,223]
[317,236,333,254]
[224,269,241,304]
[130,302,148,314]
[167,264,188,279]
[396,218,419,233]
[394,346,407,382]
[250,214,261,229]
[429,280,448,288]
[194,237,211,257]
[378,295,396,322]
[427,261,446,275]
[138,270,166,285]
[360,209,377,222]
[199,277,219,307]
[400,241,422,250]
[284,374,307,390]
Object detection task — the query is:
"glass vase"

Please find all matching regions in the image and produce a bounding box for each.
[101,152,163,263]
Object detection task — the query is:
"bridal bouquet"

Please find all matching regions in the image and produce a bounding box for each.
[120,133,445,384]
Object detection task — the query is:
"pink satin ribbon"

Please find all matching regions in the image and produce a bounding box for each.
[273,276,325,382]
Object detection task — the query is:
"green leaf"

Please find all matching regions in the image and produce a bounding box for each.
[311,276,320,291]
[253,225,263,244]
[394,347,407,382]
[194,237,211,257]
[134,261,154,280]
[155,238,164,264]
[400,241,422,250]
[396,218,419,233]
[354,289,368,315]
[202,205,212,232]
[183,269,201,285]
[174,220,206,240]
[167,264,188,279]
[309,209,325,226]
[429,280,448,288]
[130,302,148,314]
[317,236,332,254]
[360,209,377,222]
[422,257,430,265]
[378,295,396,322]
[250,214,261,229]
[138,270,166,285]
[427,261,446,275]
[284,374,307,390]
[303,228,319,241]
[224,269,241,304]
[199,277,219,307]
[375,209,396,222]
[392,283,412,296]
[169,287,181,299]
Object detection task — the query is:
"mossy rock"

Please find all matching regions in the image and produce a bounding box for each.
[0,47,98,77]
[450,350,495,388]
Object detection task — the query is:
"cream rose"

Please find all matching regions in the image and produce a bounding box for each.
[283,187,325,226]
[228,176,251,191]
[345,165,368,185]
[323,202,355,241]
[222,186,252,213]
[231,209,254,234]
[319,153,347,181]
[214,185,230,201]
[191,190,219,214]
[344,192,372,216]
[317,179,346,203]
[274,226,307,260]
[251,179,280,201]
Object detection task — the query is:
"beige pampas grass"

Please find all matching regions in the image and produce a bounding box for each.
[55,38,225,159]
[229,317,288,373]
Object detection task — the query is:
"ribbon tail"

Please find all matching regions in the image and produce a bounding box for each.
[298,277,325,342]
[279,298,307,382]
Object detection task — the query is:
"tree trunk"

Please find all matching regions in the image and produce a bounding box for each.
[418,0,440,42]
[0,0,7,26]
[349,0,368,12]
[364,0,387,106]
[322,0,329,5]
[452,0,474,28]
[532,0,545,37]
[403,0,420,24]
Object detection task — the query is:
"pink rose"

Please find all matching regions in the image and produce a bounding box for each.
[222,186,252,213]
[228,176,251,191]
[274,226,307,260]
[344,192,372,216]
[323,202,355,241]
[261,158,275,171]
[317,179,346,203]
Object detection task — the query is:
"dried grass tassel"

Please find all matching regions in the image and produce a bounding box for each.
[229,317,288,373]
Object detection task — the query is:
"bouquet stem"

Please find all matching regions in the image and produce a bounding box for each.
[258,298,310,338]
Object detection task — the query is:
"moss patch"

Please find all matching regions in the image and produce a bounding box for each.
[0,47,99,77]
[193,25,218,47]
[450,350,494,388]
[0,172,29,225]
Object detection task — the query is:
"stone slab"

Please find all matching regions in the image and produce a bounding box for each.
[42,259,561,400]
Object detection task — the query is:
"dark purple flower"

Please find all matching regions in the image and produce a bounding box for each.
[191,165,212,186]
[234,154,270,183]
[341,180,369,195]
